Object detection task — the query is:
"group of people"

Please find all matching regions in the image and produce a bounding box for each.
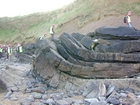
[0,43,23,60]
[40,11,133,40]
[39,24,56,40]
[40,11,132,41]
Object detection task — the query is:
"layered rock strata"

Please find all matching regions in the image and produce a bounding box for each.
[23,26,140,88]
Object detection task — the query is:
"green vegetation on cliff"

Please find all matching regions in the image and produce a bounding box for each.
[0,0,140,44]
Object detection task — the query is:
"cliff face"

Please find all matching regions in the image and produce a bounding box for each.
[23,26,140,89]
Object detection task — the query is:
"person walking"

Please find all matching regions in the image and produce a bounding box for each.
[6,44,12,60]
[16,43,23,59]
[0,45,3,58]
[50,24,55,38]
[126,11,132,27]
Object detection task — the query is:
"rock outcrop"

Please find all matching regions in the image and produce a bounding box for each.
[23,26,140,89]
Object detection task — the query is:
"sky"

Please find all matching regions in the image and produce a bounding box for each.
[0,0,74,17]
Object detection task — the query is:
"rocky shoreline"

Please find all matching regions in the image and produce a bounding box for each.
[1,26,140,105]
[0,58,140,105]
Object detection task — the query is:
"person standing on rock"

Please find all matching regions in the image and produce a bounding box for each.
[0,44,3,58]
[50,24,55,38]
[126,11,132,27]
[16,43,23,59]
[6,44,12,60]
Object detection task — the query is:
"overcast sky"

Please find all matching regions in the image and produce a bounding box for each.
[0,0,74,17]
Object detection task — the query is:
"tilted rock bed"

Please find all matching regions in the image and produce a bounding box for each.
[0,26,140,104]
[24,26,140,80]
[2,26,137,104]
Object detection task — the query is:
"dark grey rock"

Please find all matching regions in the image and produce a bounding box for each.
[107,97,120,105]
[71,33,85,41]
[106,84,115,97]
[80,36,93,49]
[95,26,138,38]
[107,91,121,99]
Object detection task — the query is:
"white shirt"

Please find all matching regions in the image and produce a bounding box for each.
[50,26,53,34]
[127,16,131,23]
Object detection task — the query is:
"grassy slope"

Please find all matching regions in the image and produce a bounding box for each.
[0,0,140,44]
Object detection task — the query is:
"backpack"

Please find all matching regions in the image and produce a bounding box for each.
[124,16,128,23]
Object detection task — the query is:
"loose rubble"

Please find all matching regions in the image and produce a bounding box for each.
[0,58,140,105]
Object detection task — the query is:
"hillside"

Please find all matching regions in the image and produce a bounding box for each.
[0,0,140,44]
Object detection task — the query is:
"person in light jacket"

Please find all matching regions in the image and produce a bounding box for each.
[50,24,55,38]
[126,11,132,27]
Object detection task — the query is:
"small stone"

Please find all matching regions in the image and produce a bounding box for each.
[84,98,99,103]
[127,92,136,98]
[98,97,106,101]
[4,90,13,98]
[26,95,35,102]
[107,91,120,99]
[120,93,127,98]
[11,86,19,92]
[32,86,46,94]
[45,98,55,105]
[31,92,42,99]
[137,95,140,98]
[32,102,44,105]
[90,100,107,105]
[10,97,18,101]
[107,98,120,105]
[20,100,32,105]
[106,84,115,97]
[56,100,69,105]
[53,94,63,100]
[42,94,49,100]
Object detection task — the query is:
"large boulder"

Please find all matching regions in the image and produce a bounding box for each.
[94,26,140,40]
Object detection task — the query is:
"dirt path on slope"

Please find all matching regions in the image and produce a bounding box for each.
[56,15,140,36]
